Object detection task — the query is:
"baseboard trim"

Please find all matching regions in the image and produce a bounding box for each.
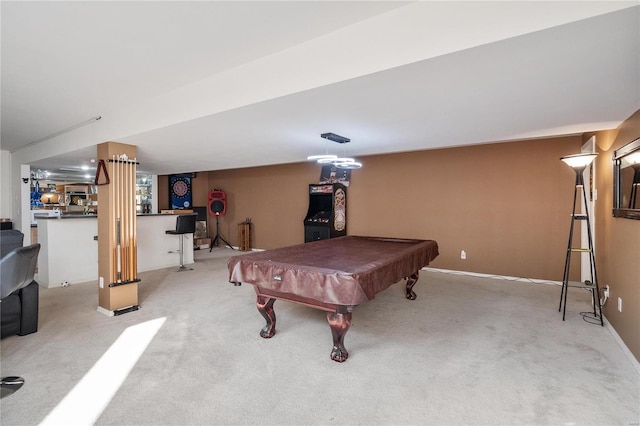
[96,306,114,317]
[423,267,562,286]
[603,315,640,375]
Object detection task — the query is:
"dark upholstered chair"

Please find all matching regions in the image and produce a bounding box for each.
[1,243,41,338]
[165,213,197,271]
[1,243,41,399]
[1,229,24,258]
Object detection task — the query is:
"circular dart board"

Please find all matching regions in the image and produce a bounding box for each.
[170,175,192,208]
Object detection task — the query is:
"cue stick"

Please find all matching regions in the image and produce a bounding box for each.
[111,155,116,282]
[122,156,127,281]
[127,158,132,281]
[116,155,122,283]
[119,154,122,281]
[134,158,138,279]
[131,160,134,279]
[121,156,126,281]
[131,159,136,280]
[112,155,116,282]
[124,155,129,281]
[115,155,119,282]
[125,156,130,281]
[116,218,122,283]
[127,158,131,280]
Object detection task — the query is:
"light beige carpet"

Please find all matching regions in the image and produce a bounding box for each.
[1,247,638,425]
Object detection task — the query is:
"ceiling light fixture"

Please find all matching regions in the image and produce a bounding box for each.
[321,132,350,144]
[307,133,362,169]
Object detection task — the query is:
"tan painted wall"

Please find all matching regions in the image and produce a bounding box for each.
[593,109,640,362]
[160,136,582,281]
[347,138,582,279]
[204,162,319,249]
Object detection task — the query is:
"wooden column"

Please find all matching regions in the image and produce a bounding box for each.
[96,141,139,314]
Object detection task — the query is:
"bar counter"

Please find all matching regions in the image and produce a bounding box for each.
[36,214,194,287]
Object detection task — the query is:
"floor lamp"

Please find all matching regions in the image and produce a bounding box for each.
[558,152,603,326]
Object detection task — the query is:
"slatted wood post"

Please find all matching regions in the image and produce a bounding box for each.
[96,142,139,314]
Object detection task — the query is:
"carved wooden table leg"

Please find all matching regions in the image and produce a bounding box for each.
[326,310,352,362]
[405,271,419,300]
[257,296,276,338]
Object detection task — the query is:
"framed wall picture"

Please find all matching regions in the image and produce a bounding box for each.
[169,174,192,209]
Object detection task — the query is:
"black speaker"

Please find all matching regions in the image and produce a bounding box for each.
[208,190,227,216]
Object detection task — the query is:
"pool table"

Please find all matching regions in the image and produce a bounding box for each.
[228,235,439,362]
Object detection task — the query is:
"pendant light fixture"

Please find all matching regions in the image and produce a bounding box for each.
[306,133,362,169]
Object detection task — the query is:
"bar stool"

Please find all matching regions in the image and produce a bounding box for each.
[165,213,197,271]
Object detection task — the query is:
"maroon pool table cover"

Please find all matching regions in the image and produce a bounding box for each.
[228,236,439,306]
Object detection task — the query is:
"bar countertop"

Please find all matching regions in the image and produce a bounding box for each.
[36,213,174,219]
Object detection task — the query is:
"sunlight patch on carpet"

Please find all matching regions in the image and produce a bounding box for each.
[39,317,166,426]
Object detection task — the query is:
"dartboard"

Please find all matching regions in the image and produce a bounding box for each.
[170,175,192,208]
[172,179,189,197]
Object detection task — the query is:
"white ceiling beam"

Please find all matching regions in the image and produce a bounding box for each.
[12,1,636,167]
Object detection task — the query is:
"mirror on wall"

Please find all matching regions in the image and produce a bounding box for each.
[613,137,640,220]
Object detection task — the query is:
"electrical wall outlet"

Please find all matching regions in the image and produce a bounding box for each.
[604,285,610,298]
[618,297,622,312]
[461,250,466,260]
[99,276,104,289]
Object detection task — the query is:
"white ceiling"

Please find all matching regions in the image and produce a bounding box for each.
[2,1,639,180]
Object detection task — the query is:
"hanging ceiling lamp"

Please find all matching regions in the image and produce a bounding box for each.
[306,133,362,169]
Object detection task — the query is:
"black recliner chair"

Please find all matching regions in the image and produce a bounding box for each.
[1,243,41,398]
[166,213,197,271]
[1,243,40,338]
[1,229,24,258]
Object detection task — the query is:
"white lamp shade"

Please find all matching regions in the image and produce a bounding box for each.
[560,153,598,169]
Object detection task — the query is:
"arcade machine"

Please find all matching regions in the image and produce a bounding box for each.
[304,183,347,242]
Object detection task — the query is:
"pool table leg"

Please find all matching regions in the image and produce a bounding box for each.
[257,296,277,338]
[405,271,419,300]
[327,309,352,362]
